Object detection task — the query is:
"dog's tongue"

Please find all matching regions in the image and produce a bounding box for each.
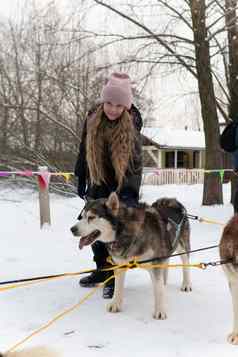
[79,236,92,249]
[79,230,100,250]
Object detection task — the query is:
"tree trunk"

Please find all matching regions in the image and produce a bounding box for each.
[190,0,223,205]
[225,0,238,205]
[34,42,43,152]
[225,0,238,118]
[1,105,9,153]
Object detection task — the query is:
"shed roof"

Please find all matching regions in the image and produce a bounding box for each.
[142,127,205,150]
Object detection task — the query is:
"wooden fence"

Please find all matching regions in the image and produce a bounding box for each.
[143,168,204,185]
[0,167,206,229]
[39,168,205,228]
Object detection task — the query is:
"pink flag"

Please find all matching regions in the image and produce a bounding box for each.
[37,172,51,189]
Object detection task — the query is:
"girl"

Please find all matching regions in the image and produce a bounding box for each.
[74,72,143,298]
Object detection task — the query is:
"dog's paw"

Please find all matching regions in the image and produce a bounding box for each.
[180,283,192,292]
[107,301,122,313]
[227,332,238,345]
[153,310,167,320]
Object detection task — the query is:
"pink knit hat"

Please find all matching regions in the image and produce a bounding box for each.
[100,72,133,110]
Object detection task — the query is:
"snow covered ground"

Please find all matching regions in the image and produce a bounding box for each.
[0,182,237,356]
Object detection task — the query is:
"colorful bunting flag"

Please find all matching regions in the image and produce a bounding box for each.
[37,172,51,190]
[0,172,11,177]
[219,170,225,183]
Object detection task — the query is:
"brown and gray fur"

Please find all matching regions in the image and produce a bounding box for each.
[0,347,59,357]
[220,214,238,344]
[71,192,192,319]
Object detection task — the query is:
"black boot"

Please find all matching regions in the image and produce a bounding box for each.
[79,241,114,291]
[79,270,109,287]
[102,277,115,299]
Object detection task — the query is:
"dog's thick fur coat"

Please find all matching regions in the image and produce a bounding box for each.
[71,192,192,319]
[220,214,238,344]
[0,347,59,357]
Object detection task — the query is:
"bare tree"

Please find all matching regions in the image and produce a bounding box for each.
[0,1,105,172]
[224,0,238,203]
[225,0,238,118]
[92,0,224,204]
[189,0,223,204]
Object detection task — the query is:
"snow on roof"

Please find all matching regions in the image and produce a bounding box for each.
[142,127,205,149]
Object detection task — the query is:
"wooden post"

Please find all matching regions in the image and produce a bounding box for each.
[174,150,178,168]
[38,166,51,228]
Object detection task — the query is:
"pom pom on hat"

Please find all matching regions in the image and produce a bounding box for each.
[100,72,133,110]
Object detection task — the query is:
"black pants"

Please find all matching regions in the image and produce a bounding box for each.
[92,241,111,268]
[233,188,238,213]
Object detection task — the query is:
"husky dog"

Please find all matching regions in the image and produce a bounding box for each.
[220,215,238,344]
[0,347,59,357]
[71,192,192,319]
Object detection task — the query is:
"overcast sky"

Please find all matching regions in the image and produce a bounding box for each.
[0,0,201,130]
[0,0,71,19]
[0,0,22,18]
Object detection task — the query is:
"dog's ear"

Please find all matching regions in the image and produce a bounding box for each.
[106,192,119,216]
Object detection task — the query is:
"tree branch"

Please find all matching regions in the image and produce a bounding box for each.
[93,0,197,78]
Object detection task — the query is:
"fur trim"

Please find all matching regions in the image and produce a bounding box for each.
[86,105,135,189]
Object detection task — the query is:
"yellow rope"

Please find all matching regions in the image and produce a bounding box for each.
[5,274,115,354]
[0,268,113,293]
[120,257,204,270]
[198,217,225,226]
[0,279,55,292]
[132,262,204,270]
[0,276,71,292]
[2,210,225,351]
[3,259,206,353]
[107,256,204,271]
[0,260,204,294]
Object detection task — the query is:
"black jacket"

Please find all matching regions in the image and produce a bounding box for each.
[74,104,143,206]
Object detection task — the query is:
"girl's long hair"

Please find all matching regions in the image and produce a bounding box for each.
[86,105,135,190]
